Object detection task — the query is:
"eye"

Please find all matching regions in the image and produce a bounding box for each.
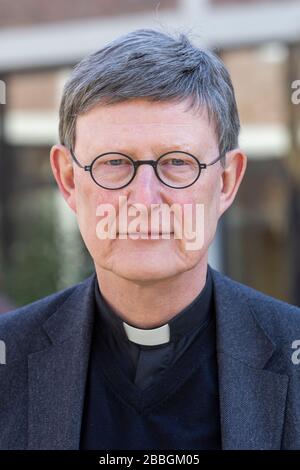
[160,158,191,167]
[170,158,187,166]
[160,158,187,166]
[106,159,126,166]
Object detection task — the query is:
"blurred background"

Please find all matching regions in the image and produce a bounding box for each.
[0,0,300,311]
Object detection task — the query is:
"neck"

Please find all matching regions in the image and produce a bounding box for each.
[95,259,208,329]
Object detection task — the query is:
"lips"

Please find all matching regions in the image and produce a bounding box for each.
[118,232,174,236]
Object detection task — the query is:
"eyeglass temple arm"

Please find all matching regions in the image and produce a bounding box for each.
[70,148,85,169]
[205,154,225,167]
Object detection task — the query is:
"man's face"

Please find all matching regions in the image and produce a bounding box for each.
[66,99,236,283]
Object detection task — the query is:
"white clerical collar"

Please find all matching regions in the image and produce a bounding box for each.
[95,267,212,347]
[122,322,170,346]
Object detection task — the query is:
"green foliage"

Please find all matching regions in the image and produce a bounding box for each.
[4,189,94,307]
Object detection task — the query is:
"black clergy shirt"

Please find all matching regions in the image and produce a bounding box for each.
[94,266,213,390]
[80,265,221,449]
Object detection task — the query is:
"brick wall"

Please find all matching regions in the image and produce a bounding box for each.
[222,47,288,124]
[8,71,58,110]
[0,0,176,28]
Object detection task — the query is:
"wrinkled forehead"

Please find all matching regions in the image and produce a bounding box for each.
[74,99,218,157]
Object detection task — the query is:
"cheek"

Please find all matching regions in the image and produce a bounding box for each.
[203,185,221,246]
[187,177,221,243]
[74,179,109,237]
[184,178,219,214]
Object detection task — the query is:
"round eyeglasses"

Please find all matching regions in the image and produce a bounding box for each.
[70,149,224,190]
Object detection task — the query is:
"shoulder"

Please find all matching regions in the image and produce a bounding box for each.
[0,276,94,354]
[211,267,300,338]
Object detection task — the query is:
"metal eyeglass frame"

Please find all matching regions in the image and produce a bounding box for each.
[69,148,224,190]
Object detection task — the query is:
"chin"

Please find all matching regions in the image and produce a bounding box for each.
[109,253,185,284]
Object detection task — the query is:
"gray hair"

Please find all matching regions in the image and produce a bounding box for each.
[59,29,240,163]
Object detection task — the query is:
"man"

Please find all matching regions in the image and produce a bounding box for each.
[1,29,300,450]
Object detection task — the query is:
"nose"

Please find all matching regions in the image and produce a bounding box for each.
[126,162,164,206]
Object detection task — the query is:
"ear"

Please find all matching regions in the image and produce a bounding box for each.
[219,149,247,217]
[50,144,77,213]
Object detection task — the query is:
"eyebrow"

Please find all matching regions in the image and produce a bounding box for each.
[90,144,203,159]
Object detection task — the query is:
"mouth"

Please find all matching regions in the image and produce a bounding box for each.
[118,232,174,237]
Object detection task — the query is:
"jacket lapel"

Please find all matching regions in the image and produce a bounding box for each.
[27,275,96,450]
[211,269,289,449]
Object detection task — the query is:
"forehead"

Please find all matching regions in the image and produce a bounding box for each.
[75,98,217,156]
